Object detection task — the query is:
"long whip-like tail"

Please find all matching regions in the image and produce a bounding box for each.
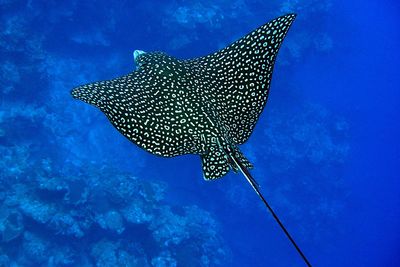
[229,154,312,267]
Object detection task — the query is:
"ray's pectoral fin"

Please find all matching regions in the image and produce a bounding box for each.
[201,146,253,180]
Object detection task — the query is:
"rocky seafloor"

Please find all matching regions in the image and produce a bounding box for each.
[0,154,229,266]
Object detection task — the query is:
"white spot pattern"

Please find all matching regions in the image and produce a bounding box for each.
[71,14,296,179]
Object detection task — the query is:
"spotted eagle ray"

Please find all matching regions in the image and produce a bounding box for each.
[72,14,312,266]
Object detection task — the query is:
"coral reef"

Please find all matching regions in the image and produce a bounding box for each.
[0,154,230,266]
[0,102,230,265]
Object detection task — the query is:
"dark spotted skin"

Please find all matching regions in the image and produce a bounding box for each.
[71,14,296,179]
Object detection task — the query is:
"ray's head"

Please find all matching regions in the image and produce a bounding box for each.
[133,50,147,70]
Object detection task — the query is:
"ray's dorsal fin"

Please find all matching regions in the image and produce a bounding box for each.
[201,144,253,180]
[198,106,254,180]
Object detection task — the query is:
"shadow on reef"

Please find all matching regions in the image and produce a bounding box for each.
[0,157,230,266]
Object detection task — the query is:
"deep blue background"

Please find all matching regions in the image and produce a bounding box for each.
[1,0,399,266]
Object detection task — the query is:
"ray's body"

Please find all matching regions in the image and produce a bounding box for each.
[72,14,312,266]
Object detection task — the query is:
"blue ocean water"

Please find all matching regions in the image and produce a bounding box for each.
[0,0,399,266]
